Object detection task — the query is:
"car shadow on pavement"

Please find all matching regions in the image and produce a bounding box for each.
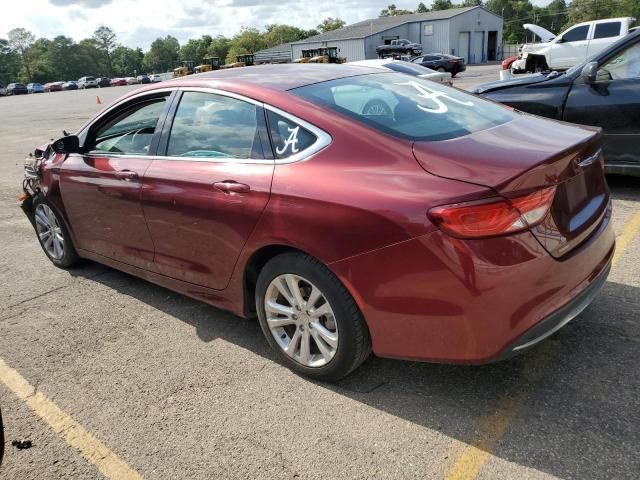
[71,260,639,480]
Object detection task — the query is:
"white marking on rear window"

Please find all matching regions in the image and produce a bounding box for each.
[393,80,474,114]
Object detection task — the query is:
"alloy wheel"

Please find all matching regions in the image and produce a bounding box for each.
[265,274,338,368]
[34,204,65,260]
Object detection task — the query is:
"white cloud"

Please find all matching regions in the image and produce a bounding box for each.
[2,0,557,49]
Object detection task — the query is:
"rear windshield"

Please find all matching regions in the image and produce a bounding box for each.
[86,76,95,81]
[292,73,514,141]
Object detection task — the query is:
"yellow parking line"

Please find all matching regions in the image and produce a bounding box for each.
[443,212,640,480]
[0,358,143,480]
[612,209,640,268]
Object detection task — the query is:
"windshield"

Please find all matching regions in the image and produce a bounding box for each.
[292,73,515,141]
[566,53,598,76]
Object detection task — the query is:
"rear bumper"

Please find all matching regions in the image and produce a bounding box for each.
[330,203,615,363]
[493,256,610,361]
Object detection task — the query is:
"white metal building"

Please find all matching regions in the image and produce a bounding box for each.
[288,6,503,64]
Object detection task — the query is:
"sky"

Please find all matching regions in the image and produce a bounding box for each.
[2,0,555,50]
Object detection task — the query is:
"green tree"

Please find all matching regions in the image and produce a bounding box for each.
[0,38,22,84]
[206,35,230,63]
[92,26,117,75]
[566,0,639,28]
[486,0,535,44]
[8,28,35,81]
[316,17,346,32]
[264,24,310,46]
[79,38,108,76]
[462,0,483,6]
[111,46,144,76]
[225,27,266,63]
[144,36,180,72]
[415,2,429,13]
[379,4,413,16]
[431,0,454,11]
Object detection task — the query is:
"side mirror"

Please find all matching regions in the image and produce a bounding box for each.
[581,61,598,84]
[51,135,80,154]
[555,36,564,44]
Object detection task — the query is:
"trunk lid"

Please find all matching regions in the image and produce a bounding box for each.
[414,115,610,257]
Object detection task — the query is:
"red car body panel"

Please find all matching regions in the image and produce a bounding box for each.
[60,154,156,270]
[32,66,615,363]
[141,160,274,289]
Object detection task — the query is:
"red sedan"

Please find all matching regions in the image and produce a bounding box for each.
[20,65,614,380]
[43,82,63,92]
[109,78,127,86]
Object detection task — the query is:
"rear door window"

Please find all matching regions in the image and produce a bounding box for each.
[593,22,622,39]
[166,91,264,159]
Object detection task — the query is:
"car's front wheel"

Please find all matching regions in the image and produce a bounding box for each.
[256,253,371,381]
[32,196,80,268]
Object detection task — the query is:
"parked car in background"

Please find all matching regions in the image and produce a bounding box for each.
[473,30,640,176]
[110,78,127,87]
[136,75,150,84]
[62,81,78,90]
[44,82,64,92]
[376,39,423,58]
[96,77,111,88]
[149,74,162,83]
[512,17,636,73]
[78,76,98,88]
[27,83,45,93]
[20,64,614,380]
[349,59,452,85]
[6,83,28,95]
[125,77,137,85]
[0,83,6,96]
[411,54,466,77]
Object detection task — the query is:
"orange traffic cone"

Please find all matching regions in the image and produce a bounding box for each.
[96,96,102,105]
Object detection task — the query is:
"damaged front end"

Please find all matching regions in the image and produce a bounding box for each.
[19,143,51,226]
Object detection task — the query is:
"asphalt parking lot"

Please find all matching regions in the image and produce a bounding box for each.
[0,68,638,480]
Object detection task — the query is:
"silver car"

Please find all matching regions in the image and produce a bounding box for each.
[348,59,452,86]
[78,76,98,88]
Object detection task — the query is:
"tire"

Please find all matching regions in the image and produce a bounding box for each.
[437,67,446,73]
[32,195,80,269]
[256,253,371,381]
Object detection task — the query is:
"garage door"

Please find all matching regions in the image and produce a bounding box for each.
[458,32,469,63]
[470,31,484,64]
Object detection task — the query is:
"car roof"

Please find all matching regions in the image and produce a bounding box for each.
[189,64,385,90]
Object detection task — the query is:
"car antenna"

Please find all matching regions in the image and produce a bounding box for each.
[63,130,69,136]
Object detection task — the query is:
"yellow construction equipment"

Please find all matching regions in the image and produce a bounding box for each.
[194,57,221,74]
[293,49,318,63]
[308,47,345,64]
[221,54,255,69]
[172,61,195,78]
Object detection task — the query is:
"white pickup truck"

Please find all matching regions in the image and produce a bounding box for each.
[512,17,636,73]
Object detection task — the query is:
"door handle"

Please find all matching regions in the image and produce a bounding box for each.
[214,181,251,194]
[114,170,138,181]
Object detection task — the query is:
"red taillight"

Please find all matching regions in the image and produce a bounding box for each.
[448,59,459,64]
[428,187,556,238]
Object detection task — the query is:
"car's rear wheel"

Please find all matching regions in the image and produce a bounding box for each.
[32,196,80,268]
[256,253,371,381]
[437,67,446,73]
